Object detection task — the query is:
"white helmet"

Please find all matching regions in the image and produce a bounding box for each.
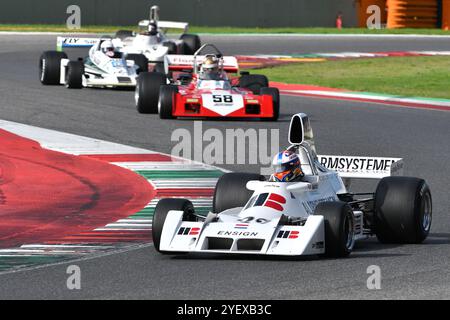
[200,56,220,80]
[100,40,115,57]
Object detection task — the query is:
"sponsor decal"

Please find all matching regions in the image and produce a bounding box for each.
[277,230,299,239]
[217,231,259,237]
[177,227,200,236]
[235,223,249,230]
[319,156,397,173]
[246,193,286,212]
[265,193,286,212]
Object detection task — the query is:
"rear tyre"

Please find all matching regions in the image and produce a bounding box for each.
[213,173,265,213]
[126,54,149,74]
[180,34,201,55]
[375,177,432,244]
[65,61,84,89]
[39,51,67,85]
[153,198,195,253]
[158,85,178,119]
[314,201,355,258]
[238,74,269,94]
[135,72,166,114]
[260,87,280,121]
[115,30,134,40]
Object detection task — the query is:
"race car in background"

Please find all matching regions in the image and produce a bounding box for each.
[134,44,280,120]
[39,36,147,89]
[152,113,432,258]
[114,5,201,72]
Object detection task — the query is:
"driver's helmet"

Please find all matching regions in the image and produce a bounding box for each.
[200,55,220,80]
[270,150,304,182]
[100,40,115,58]
[149,20,158,36]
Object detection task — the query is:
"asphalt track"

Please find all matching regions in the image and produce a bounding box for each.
[0,34,449,299]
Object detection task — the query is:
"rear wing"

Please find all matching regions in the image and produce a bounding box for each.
[56,36,100,51]
[164,54,239,73]
[288,113,404,180]
[318,155,404,179]
[138,20,189,33]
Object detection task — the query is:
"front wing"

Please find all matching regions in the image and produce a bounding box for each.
[159,210,326,256]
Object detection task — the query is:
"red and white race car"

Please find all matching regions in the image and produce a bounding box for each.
[134,44,280,120]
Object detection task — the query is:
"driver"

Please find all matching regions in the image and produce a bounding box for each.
[100,40,117,58]
[269,150,305,182]
[148,20,158,36]
[199,56,222,80]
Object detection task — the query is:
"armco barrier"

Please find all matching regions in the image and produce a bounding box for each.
[0,0,357,28]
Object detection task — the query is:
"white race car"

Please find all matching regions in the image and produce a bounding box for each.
[113,5,201,72]
[153,113,432,258]
[39,36,146,89]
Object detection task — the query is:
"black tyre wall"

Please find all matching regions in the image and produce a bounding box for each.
[39,51,68,85]
[159,85,178,119]
[314,201,354,258]
[66,61,84,89]
[153,198,195,252]
[135,72,166,114]
[375,176,432,244]
[213,173,265,213]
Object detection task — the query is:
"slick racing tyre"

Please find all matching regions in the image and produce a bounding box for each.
[314,201,355,258]
[39,51,67,85]
[180,34,201,55]
[213,173,265,214]
[115,30,134,40]
[65,61,84,89]
[260,87,280,121]
[153,198,195,253]
[163,41,178,54]
[375,177,432,244]
[135,72,166,114]
[238,74,269,95]
[126,54,149,74]
[158,85,178,119]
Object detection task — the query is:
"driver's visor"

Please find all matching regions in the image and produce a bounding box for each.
[274,162,298,174]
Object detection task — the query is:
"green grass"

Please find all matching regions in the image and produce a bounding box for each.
[255,56,450,99]
[1,24,450,35]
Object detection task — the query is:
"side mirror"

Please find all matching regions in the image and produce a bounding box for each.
[288,113,306,145]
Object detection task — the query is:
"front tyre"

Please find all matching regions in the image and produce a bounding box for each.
[375,177,432,244]
[39,51,68,85]
[213,173,265,213]
[65,61,84,89]
[260,87,280,121]
[135,72,166,114]
[314,201,355,258]
[153,199,195,253]
[158,85,178,119]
